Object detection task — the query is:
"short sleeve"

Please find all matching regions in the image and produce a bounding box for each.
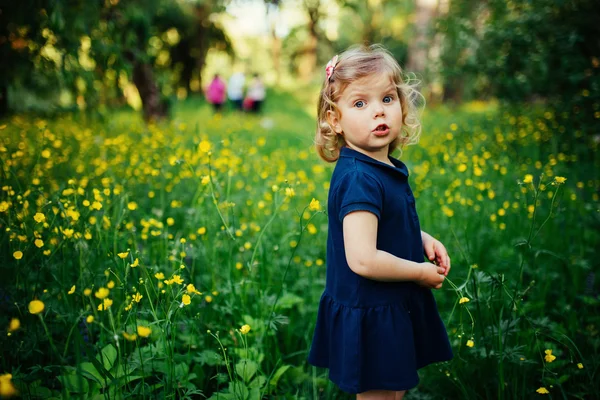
[335,171,383,222]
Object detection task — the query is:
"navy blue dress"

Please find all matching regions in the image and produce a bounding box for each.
[308,146,453,394]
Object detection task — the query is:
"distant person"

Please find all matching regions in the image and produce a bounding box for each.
[227,71,245,111]
[308,45,453,398]
[205,74,226,113]
[246,73,266,113]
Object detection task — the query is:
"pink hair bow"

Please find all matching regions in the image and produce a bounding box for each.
[325,55,339,83]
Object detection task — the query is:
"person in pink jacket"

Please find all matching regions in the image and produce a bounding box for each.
[205,74,227,112]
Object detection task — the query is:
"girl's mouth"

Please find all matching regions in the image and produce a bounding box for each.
[373,124,390,135]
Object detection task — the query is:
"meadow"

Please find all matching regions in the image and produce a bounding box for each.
[0,90,598,399]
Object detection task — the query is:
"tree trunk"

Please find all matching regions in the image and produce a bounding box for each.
[0,85,8,116]
[268,5,282,86]
[407,0,437,74]
[299,0,320,81]
[132,61,168,121]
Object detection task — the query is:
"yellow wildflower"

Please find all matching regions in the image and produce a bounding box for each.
[83,288,92,296]
[523,174,533,184]
[131,258,139,267]
[239,324,251,334]
[33,212,46,223]
[205,295,213,303]
[536,387,549,394]
[107,280,115,289]
[8,318,20,332]
[466,339,474,348]
[198,140,211,153]
[309,198,321,211]
[68,285,76,295]
[137,326,152,338]
[181,294,191,306]
[0,373,18,397]
[127,202,138,210]
[285,187,295,197]
[91,201,102,210]
[28,300,45,314]
[86,315,94,323]
[171,275,184,285]
[201,176,210,185]
[123,332,137,341]
[117,251,129,259]
[132,293,143,303]
[94,287,109,299]
[459,297,470,304]
[187,284,200,294]
[34,239,44,248]
[544,349,556,363]
[554,176,566,184]
[577,363,584,369]
[13,251,23,260]
[155,272,165,280]
[98,298,113,311]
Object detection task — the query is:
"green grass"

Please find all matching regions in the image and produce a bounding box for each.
[0,90,598,399]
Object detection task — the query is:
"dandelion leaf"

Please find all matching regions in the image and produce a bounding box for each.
[78,362,104,386]
[269,364,291,388]
[58,372,89,393]
[235,359,258,383]
[97,344,118,371]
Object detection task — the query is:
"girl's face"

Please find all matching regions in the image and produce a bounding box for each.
[327,74,402,164]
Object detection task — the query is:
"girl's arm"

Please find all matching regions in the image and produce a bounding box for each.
[343,211,445,288]
[421,230,451,276]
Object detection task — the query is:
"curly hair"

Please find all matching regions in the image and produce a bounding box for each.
[315,44,424,162]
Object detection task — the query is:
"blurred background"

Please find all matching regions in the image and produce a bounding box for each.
[1,1,600,399]
[2,0,598,125]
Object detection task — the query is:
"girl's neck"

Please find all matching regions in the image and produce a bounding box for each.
[347,144,394,166]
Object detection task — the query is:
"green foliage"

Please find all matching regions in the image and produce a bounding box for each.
[434,0,600,136]
[0,93,599,398]
[0,0,231,116]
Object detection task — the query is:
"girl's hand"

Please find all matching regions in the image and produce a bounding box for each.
[422,231,451,276]
[417,262,445,289]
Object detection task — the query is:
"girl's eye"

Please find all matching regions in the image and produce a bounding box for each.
[354,100,365,108]
[383,95,393,103]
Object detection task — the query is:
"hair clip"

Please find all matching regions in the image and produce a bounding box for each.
[325,55,339,83]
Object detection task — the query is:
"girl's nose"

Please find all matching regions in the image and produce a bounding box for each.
[373,102,385,117]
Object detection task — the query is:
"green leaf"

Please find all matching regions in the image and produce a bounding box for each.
[228,381,249,400]
[275,292,303,310]
[235,359,258,383]
[58,372,89,393]
[248,375,266,389]
[78,362,105,386]
[249,387,261,400]
[268,364,291,388]
[97,344,118,371]
[195,349,222,366]
[558,374,570,384]
[207,393,234,400]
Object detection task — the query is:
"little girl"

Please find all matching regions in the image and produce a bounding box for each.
[308,45,453,399]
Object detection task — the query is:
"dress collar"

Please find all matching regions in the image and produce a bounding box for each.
[339,146,409,178]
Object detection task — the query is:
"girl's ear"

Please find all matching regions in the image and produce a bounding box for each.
[326,110,342,134]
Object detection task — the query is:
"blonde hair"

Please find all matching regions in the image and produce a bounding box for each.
[315,44,424,162]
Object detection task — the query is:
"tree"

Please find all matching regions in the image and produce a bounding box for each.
[0,0,231,119]
[434,0,600,114]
